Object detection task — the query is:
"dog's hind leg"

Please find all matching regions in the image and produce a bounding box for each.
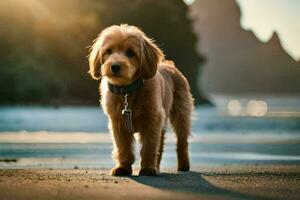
[170,82,194,171]
[156,127,166,171]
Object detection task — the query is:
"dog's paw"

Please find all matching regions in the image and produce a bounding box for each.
[178,162,190,171]
[178,167,190,172]
[178,164,190,172]
[110,166,132,176]
[139,168,158,176]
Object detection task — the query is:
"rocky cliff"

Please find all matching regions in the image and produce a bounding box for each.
[190,0,300,98]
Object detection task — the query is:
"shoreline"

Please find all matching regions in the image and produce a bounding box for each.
[1,165,299,200]
[1,131,300,144]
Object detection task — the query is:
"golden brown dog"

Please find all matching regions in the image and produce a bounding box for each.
[88,24,194,176]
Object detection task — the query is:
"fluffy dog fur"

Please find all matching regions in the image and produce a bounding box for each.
[88,24,194,176]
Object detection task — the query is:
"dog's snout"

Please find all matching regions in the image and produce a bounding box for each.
[111,64,121,74]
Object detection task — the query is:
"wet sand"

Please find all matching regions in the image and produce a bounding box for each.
[0,165,299,200]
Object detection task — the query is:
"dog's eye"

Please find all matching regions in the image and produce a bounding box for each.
[126,49,135,58]
[106,48,112,55]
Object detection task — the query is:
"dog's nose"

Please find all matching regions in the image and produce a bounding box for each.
[111,64,121,74]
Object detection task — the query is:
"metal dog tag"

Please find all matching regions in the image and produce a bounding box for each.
[122,94,134,134]
[122,108,134,134]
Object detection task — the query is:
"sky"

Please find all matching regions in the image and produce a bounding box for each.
[184,0,300,61]
[236,0,300,61]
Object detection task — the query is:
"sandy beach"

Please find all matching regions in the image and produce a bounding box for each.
[0,165,299,200]
[1,107,300,199]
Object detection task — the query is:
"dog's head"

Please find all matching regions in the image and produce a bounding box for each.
[88,24,164,85]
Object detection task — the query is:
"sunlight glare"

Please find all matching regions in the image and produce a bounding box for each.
[21,0,51,19]
[227,100,242,116]
[246,100,268,117]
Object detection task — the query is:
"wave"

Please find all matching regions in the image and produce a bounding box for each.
[0,131,300,144]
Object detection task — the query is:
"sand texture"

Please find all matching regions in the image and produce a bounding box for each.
[0,165,299,200]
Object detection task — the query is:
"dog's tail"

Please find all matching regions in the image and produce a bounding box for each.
[169,65,194,171]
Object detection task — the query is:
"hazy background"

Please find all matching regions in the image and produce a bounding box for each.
[0,0,300,169]
[0,0,204,105]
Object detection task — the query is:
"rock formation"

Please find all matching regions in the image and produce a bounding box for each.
[189,0,300,98]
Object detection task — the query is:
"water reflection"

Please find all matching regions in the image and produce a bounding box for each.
[227,99,268,117]
[246,100,268,117]
[227,100,242,116]
[213,95,300,117]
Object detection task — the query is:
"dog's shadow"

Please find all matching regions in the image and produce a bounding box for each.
[129,171,269,200]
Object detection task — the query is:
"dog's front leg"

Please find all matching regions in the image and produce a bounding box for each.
[109,118,135,176]
[139,114,164,176]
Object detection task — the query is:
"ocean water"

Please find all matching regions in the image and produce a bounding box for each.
[0,106,300,169]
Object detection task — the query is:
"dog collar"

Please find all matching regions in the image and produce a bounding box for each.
[108,78,144,95]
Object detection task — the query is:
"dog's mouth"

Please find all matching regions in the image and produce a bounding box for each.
[106,73,125,80]
[109,73,122,77]
[106,74,132,85]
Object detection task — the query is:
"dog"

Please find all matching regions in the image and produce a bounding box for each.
[88,24,194,176]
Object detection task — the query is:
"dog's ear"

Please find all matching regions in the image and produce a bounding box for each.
[140,36,164,79]
[88,37,102,80]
